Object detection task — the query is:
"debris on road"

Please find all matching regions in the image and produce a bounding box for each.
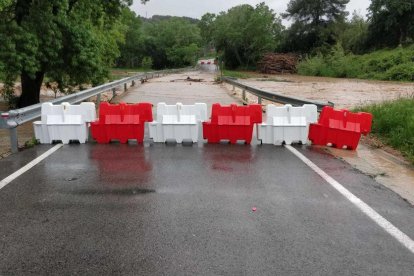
[170,77,204,83]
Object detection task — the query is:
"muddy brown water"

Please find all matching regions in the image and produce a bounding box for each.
[232,74,414,109]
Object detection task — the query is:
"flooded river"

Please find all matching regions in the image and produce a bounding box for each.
[233,74,414,109]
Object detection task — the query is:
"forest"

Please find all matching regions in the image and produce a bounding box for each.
[0,0,413,107]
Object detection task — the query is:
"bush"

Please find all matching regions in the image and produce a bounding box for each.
[356,97,414,163]
[141,57,153,70]
[297,54,332,76]
[383,63,414,81]
[298,45,414,81]
[222,70,255,79]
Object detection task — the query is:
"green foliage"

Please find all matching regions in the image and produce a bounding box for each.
[0,0,142,107]
[280,0,349,53]
[356,97,414,163]
[298,45,414,81]
[117,15,201,69]
[367,0,414,48]
[222,70,255,79]
[117,8,144,68]
[109,67,146,81]
[141,56,153,70]
[0,0,13,11]
[24,137,39,149]
[383,63,414,81]
[142,18,201,68]
[204,3,284,69]
[339,12,369,54]
[199,13,216,46]
[1,74,18,108]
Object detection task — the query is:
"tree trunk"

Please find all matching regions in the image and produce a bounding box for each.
[399,26,407,45]
[18,71,44,108]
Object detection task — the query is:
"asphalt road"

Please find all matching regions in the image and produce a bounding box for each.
[1,142,414,275]
[1,71,414,275]
[117,70,235,111]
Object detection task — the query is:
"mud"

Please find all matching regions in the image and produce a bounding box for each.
[117,70,236,109]
[327,145,414,205]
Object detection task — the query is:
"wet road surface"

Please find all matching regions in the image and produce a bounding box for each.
[1,143,414,275]
[1,69,414,274]
[118,71,235,111]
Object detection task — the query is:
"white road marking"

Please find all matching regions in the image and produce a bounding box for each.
[0,144,63,191]
[285,145,414,254]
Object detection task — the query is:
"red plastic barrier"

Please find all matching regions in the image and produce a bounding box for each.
[308,106,373,150]
[203,103,262,144]
[91,102,153,143]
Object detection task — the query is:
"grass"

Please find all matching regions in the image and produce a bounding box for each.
[222,70,256,79]
[255,78,292,83]
[355,97,414,164]
[109,67,148,81]
[298,45,414,82]
[24,137,39,149]
[111,67,148,73]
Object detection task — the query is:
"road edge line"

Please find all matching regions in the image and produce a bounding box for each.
[285,145,414,254]
[0,144,63,190]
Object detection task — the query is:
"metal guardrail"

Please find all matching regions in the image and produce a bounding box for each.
[0,68,191,153]
[222,77,334,111]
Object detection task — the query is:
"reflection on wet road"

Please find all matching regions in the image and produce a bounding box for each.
[1,143,414,275]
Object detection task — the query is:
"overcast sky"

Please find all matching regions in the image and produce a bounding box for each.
[131,0,371,21]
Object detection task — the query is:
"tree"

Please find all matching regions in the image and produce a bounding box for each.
[141,18,201,69]
[367,0,414,48]
[339,11,368,54]
[117,8,144,68]
[208,3,284,69]
[0,0,149,108]
[281,0,349,53]
[199,13,216,55]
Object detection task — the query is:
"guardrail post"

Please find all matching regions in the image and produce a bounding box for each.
[10,128,18,153]
[132,80,135,87]
[97,94,101,106]
[242,89,247,104]
[258,96,262,105]
[124,83,127,92]
[112,88,116,98]
[232,85,235,91]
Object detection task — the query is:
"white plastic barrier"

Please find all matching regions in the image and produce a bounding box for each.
[149,102,207,143]
[258,104,317,145]
[33,102,96,144]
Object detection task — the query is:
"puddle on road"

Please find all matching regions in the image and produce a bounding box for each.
[328,145,414,205]
[70,188,156,196]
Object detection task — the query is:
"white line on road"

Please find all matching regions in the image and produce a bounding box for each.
[285,145,414,254]
[0,144,63,191]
